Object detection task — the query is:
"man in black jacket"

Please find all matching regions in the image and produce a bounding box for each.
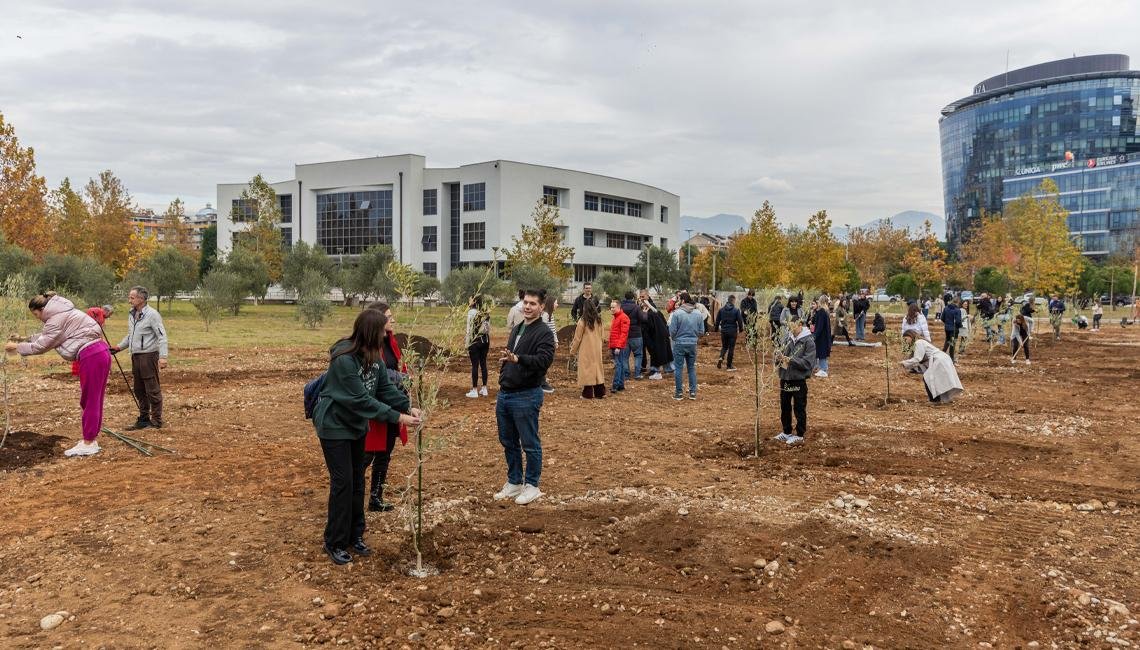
[853,290,871,341]
[767,295,785,339]
[494,289,555,506]
[715,294,745,370]
[570,282,600,322]
[621,291,648,379]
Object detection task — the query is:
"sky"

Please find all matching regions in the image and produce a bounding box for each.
[3,0,1139,227]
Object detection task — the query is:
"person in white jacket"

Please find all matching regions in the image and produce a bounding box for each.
[900,330,963,403]
[900,301,931,341]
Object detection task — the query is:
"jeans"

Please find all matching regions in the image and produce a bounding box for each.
[496,387,544,487]
[673,341,698,396]
[611,348,627,390]
[320,436,368,550]
[780,379,808,436]
[719,331,738,367]
[817,357,829,373]
[855,313,866,340]
[627,337,644,378]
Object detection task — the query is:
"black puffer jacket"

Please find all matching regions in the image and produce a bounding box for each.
[499,320,556,392]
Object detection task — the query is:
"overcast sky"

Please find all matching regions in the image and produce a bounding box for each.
[3,0,1138,228]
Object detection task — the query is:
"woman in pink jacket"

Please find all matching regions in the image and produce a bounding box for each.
[5,293,112,457]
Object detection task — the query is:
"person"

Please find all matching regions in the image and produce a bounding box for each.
[313,309,421,565]
[900,330,964,404]
[465,294,491,398]
[7,293,111,457]
[833,299,854,346]
[607,299,630,393]
[871,310,886,334]
[767,295,785,339]
[1072,314,1089,330]
[620,291,648,380]
[932,295,945,321]
[493,289,556,505]
[812,298,832,378]
[940,298,961,362]
[362,303,409,512]
[506,290,526,332]
[692,298,711,334]
[922,297,931,319]
[977,293,997,343]
[569,298,606,399]
[111,286,168,430]
[1048,294,1065,341]
[1011,313,1031,364]
[780,296,803,329]
[852,290,871,341]
[70,304,113,376]
[640,296,672,380]
[773,317,815,445]
[570,282,600,322]
[666,289,682,314]
[901,301,931,342]
[1092,302,1103,331]
[668,292,704,400]
[715,294,744,371]
[739,289,758,321]
[539,295,558,393]
[957,299,972,357]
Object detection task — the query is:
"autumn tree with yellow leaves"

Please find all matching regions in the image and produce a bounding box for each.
[847,219,914,290]
[902,220,949,296]
[503,198,575,286]
[162,198,195,253]
[231,174,285,283]
[726,200,788,289]
[1003,179,1084,294]
[0,113,52,255]
[788,210,846,292]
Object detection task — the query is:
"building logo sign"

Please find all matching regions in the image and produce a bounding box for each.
[1086,154,1128,169]
[1014,154,1129,176]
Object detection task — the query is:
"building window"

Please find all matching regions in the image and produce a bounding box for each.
[423,262,437,277]
[315,190,394,255]
[660,237,667,249]
[278,194,292,224]
[281,226,293,249]
[583,229,595,246]
[574,264,597,283]
[585,194,598,211]
[462,222,486,249]
[423,189,438,216]
[626,234,643,250]
[542,186,560,207]
[606,232,625,248]
[601,197,626,215]
[421,226,438,252]
[462,182,486,212]
[627,202,641,218]
[231,199,256,223]
[660,206,668,223]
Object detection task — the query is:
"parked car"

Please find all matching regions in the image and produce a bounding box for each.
[960,290,974,301]
[1100,294,1135,306]
[1012,292,1047,306]
[872,292,892,302]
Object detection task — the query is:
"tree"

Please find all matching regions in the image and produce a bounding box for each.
[632,245,684,292]
[690,247,729,292]
[974,266,1012,295]
[902,220,949,296]
[886,272,920,300]
[440,266,510,306]
[231,174,285,283]
[415,273,441,299]
[191,291,224,332]
[595,270,633,303]
[199,269,247,316]
[1004,179,1084,295]
[139,246,198,310]
[296,268,331,329]
[507,263,561,301]
[51,177,92,257]
[84,170,139,277]
[198,223,218,279]
[958,210,1015,280]
[841,260,862,294]
[387,260,420,308]
[503,198,575,285]
[0,113,52,256]
[0,273,32,448]
[345,244,396,303]
[162,198,194,252]
[847,220,914,290]
[221,247,271,303]
[788,210,845,292]
[0,236,34,283]
[282,241,336,294]
[727,201,788,289]
[31,254,117,306]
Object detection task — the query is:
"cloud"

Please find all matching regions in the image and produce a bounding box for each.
[748,176,794,194]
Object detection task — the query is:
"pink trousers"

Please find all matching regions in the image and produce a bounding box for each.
[77,341,112,442]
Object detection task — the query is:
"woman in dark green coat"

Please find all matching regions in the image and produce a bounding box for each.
[313,309,422,565]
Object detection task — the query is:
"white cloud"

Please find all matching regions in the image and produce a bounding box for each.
[748,176,794,194]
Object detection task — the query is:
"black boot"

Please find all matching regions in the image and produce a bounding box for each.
[126,418,151,431]
[368,487,394,512]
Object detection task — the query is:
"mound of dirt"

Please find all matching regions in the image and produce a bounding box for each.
[0,431,66,471]
[557,324,578,346]
[395,333,452,359]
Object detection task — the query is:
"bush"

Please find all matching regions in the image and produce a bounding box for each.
[32,254,117,307]
[886,272,919,300]
[296,268,331,329]
[199,269,248,316]
[974,266,1012,295]
[441,267,510,306]
[282,241,336,294]
[0,241,34,284]
[191,293,224,331]
[595,270,633,303]
[219,247,270,302]
[507,263,561,300]
[415,273,441,299]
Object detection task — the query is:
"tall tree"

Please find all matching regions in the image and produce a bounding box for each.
[503,198,575,285]
[632,245,684,292]
[846,219,913,290]
[231,174,284,283]
[50,177,92,257]
[282,240,336,294]
[84,170,138,276]
[958,209,1016,280]
[139,246,198,311]
[1004,179,1084,294]
[690,247,728,292]
[162,198,194,252]
[902,220,949,296]
[727,201,788,289]
[788,210,845,292]
[198,223,218,279]
[0,113,52,255]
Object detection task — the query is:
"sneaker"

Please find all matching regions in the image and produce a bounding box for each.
[688,393,696,400]
[726,366,737,372]
[813,370,828,378]
[514,485,542,505]
[648,373,663,380]
[466,388,479,398]
[785,435,804,445]
[673,393,684,401]
[717,358,723,369]
[1025,360,1031,366]
[494,482,524,500]
[541,382,555,394]
[64,441,101,457]
[772,433,790,442]
[479,386,488,397]
[125,419,151,431]
[323,544,352,565]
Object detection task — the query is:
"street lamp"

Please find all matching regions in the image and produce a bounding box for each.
[491,246,500,279]
[684,228,694,267]
[844,223,850,263]
[644,241,652,291]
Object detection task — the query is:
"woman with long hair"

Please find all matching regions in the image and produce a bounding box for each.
[539,295,558,393]
[900,330,964,403]
[1011,313,1031,364]
[312,309,421,565]
[465,294,491,398]
[6,292,111,457]
[900,301,931,342]
[362,302,409,512]
[569,297,606,398]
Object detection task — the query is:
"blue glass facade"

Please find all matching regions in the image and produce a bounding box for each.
[940,56,1140,257]
[315,190,393,255]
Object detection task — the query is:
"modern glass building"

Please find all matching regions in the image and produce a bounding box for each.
[940,54,1140,259]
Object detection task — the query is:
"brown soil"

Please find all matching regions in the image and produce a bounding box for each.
[0,431,65,471]
[0,321,1137,648]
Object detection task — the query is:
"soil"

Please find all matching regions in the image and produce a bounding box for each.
[0,431,65,471]
[0,319,1137,648]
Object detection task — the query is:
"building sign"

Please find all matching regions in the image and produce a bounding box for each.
[1014,154,1129,176]
[1086,154,1128,168]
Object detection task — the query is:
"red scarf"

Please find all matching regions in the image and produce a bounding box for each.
[364,332,410,453]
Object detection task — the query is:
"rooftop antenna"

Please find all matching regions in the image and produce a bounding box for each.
[1005,49,1010,86]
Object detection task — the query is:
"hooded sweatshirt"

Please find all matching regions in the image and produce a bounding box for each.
[777,327,817,381]
[668,303,704,345]
[17,295,103,361]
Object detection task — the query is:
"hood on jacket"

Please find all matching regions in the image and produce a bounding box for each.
[679,303,696,313]
[41,295,76,321]
[791,326,812,342]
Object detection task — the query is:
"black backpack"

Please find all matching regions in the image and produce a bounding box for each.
[303,372,326,419]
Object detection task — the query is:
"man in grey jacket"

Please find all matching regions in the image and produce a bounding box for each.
[112,286,168,429]
[774,317,816,445]
[668,293,705,400]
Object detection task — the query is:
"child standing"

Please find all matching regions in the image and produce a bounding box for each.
[773,317,816,446]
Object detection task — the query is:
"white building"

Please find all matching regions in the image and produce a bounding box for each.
[216,154,680,284]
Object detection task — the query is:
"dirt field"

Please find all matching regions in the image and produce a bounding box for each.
[0,315,1137,649]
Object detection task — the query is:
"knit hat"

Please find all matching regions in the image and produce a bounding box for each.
[102,304,114,316]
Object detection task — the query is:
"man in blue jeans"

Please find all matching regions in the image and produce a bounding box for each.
[853,290,870,341]
[493,289,556,506]
[668,292,705,400]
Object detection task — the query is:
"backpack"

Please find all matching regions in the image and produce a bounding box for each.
[303,372,326,419]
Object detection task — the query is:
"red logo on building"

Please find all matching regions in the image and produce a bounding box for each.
[1087,159,1097,168]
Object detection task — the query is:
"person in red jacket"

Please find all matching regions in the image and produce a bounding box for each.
[608,299,630,393]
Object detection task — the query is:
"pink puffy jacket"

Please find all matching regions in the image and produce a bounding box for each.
[16,295,103,361]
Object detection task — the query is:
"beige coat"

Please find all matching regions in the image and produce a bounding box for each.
[569,319,605,386]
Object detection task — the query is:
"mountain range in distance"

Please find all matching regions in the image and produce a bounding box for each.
[680,211,946,242]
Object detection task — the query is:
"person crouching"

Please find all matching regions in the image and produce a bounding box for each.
[900,330,964,403]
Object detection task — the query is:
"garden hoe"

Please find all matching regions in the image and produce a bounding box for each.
[98,325,176,457]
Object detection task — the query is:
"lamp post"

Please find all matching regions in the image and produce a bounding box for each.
[844,223,850,263]
[684,228,694,267]
[644,241,652,291]
[491,246,500,279]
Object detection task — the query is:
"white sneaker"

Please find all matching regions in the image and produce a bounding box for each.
[1025,360,1031,366]
[772,433,789,442]
[479,386,488,397]
[466,388,479,398]
[64,441,101,457]
[494,482,524,500]
[648,373,663,380]
[785,435,804,445]
[514,484,542,505]
[814,370,829,378]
